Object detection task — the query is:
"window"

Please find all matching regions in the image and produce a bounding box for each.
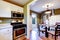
[32,18,35,24]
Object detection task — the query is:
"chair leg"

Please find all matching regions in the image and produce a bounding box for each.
[55,36,58,40]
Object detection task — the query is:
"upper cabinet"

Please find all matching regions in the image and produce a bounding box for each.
[0,1,11,18]
[10,5,23,13]
[0,7,11,18]
[0,1,23,18]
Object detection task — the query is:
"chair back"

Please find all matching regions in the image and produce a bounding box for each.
[55,25,60,35]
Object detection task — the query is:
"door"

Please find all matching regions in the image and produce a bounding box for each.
[0,3,11,17]
[32,13,37,30]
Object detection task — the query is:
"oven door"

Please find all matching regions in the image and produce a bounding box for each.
[15,27,26,37]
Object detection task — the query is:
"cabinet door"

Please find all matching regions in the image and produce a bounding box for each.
[0,4,11,17]
[0,27,13,40]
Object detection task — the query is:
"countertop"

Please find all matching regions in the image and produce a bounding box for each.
[0,23,13,29]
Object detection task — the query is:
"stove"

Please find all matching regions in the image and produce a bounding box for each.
[11,22,27,38]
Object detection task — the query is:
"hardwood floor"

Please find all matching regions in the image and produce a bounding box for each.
[15,29,60,40]
[30,29,60,40]
[30,29,40,40]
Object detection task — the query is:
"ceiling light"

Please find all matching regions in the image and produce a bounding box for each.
[32,14,36,18]
[42,3,54,8]
[45,11,51,14]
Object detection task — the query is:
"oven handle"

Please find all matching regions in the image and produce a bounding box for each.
[14,27,26,30]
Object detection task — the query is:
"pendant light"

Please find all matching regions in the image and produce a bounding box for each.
[45,5,51,14]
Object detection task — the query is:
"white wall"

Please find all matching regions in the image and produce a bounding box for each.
[49,15,60,26]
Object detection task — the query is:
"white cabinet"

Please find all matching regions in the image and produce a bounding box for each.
[0,1,23,18]
[0,6,11,17]
[11,5,23,13]
[0,27,13,40]
[0,1,11,18]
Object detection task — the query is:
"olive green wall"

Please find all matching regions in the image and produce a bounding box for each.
[54,8,60,15]
[37,14,42,24]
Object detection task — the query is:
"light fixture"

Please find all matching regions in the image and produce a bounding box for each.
[45,11,51,14]
[44,3,52,14]
[32,14,36,18]
[42,3,54,8]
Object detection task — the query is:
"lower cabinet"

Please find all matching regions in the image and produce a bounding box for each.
[0,27,13,40]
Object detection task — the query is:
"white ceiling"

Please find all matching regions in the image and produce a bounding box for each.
[30,0,60,13]
[4,0,30,5]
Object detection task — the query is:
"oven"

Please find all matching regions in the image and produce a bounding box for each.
[11,22,27,39]
[15,27,26,37]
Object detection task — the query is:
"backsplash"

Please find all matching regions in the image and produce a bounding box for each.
[0,18,24,24]
[0,19,24,24]
[0,19,12,23]
[11,19,24,23]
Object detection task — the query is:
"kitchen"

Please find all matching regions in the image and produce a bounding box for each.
[0,0,60,40]
[0,0,27,40]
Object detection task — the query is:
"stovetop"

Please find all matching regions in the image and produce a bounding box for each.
[11,22,27,29]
